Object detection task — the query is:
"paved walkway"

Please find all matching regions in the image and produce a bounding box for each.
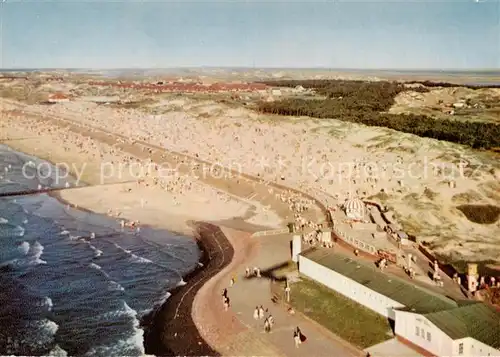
[213,230,362,357]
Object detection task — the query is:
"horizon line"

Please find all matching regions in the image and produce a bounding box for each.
[1,67,499,72]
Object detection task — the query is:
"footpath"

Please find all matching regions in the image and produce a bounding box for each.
[196,227,363,357]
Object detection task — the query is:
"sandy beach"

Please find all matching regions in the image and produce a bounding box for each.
[0,95,331,355]
[1,74,499,355]
[1,94,498,262]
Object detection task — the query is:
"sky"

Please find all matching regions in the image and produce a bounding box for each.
[0,0,499,69]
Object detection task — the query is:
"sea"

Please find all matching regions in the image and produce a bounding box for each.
[0,144,201,356]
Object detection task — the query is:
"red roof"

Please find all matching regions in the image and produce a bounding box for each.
[49,93,69,100]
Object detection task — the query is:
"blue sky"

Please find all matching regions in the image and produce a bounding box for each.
[1,0,499,69]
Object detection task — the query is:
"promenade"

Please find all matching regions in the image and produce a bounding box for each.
[193,227,363,357]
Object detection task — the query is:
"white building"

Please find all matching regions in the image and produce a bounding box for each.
[298,247,500,356]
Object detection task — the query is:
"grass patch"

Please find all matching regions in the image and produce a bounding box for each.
[290,277,393,348]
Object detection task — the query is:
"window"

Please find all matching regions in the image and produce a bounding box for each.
[420,328,424,338]
[458,343,464,355]
[415,326,419,336]
[426,332,431,342]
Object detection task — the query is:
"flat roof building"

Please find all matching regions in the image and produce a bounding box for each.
[299,247,500,356]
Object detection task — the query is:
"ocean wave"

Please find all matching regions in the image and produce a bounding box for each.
[59,230,70,236]
[155,291,171,307]
[40,296,53,312]
[30,241,47,265]
[18,319,59,350]
[18,241,30,255]
[113,243,131,254]
[0,223,25,238]
[87,243,103,257]
[176,278,187,287]
[109,281,125,291]
[89,263,102,271]
[0,217,8,224]
[85,301,145,357]
[87,263,124,291]
[130,254,153,264]
[48,344,68,357]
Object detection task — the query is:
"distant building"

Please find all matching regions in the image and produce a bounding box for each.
[299,247,500,357]
[48,93,70,103]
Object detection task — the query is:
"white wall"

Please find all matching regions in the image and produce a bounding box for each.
[454,337,500,357]
[299,255,404,318]
[394,310,454,356]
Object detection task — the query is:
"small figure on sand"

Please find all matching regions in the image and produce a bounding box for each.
[256,267,261,278]
[230,277,235,286]
[264,318,271,333]
[258,305,265,319]
[285,284,291,302]
[245,267,250,277]
[222,288,227,298]
[293,330,301,348]
[253,306,259,320]
[268,314,274,328]
[223,296,230,311]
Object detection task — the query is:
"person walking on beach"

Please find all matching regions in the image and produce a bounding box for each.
[253,306,259,320]
[285,284,291,303]
[245,267,250,277]
[230,277,235,286]
[293,330,300,348]
[264,318,271,333]
[268,314,274,328]
[258,305,265,319]
[222,288,227,298]
[223,296,230,311]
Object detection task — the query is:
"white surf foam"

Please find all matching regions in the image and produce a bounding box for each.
[109,281,125,291]
[86,302,145,356]
[22,319,59,348]
[87,243,103,257]
[0,217,8,224]
[89,263,102,271]
[113,243,131,254]
[18,241,30,255]
[130,254,152,264]
[41,296,53,312]
[176,279,187,287]
[59,230,70,236]
[30,241,47,265]
[48,344,68,357]
[155,291,172,307]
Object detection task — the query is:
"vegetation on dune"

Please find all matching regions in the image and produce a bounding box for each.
[255,80,500,150]
[456,204,500,224]
[404,80,500,90]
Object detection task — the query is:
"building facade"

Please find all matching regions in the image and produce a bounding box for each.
[298,247,500,356]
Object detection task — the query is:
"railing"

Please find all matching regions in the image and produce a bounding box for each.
[251,228,290,238]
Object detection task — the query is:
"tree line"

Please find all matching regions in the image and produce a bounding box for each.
[255,80,500,150]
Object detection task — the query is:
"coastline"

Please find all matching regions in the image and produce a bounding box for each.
[143,221,234,356]
[49,191,225,355]
[0,143,225,356]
